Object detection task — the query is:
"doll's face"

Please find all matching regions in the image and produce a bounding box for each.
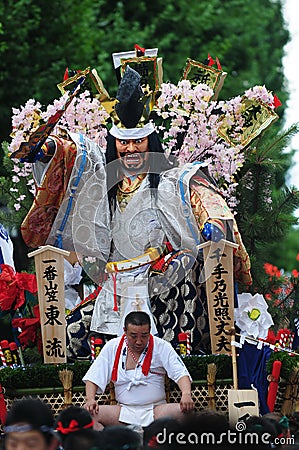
[116,137,149,174]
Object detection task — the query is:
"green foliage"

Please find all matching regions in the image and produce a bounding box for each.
[180,354,232,380]
[0,361,91,390]
[267,351,299,381]
[271,227,299,273]
[235,124,299,292]
[0,351,297,390]
[0,355,232,389]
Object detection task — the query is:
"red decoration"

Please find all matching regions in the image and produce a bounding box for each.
[111,333,154,382]
[12,305,42,354]
[207,54,222,70]
[276,328,294,349]
[134,44,145,55]
[267,359,282,412]
[0,264,37,312]
[56,418,94,434]
[178,332,188,356]
[273,94,282,108]
[63,67,69,81]
[178,332,188,342]
[265,329,277,345]
[215,56,222,70]
[0,383,7,425]
[207,54,215,66]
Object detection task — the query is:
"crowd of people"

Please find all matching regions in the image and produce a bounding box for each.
[0,310,297,450]
[0,311,299,449]
[1,398,299,450]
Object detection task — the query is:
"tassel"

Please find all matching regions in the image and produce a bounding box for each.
[111,273,118,311]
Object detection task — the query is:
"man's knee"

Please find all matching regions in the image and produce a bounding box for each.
[93,405,122,428]
[154,403,182,421]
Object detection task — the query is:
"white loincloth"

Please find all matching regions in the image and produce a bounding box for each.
[119,401,166,427]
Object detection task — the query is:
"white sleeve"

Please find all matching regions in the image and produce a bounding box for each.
[156,339,192,383]
[82,340,115,393]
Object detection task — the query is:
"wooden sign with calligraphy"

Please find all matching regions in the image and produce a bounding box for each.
[28,245,70,364]
[198,239,238,354]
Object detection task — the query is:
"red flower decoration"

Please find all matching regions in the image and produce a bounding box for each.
[0,264,37,312]
[263,262,281,279]
[265,329,277,344]
[12,305,42,353]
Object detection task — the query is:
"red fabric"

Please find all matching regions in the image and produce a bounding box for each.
[12,305,42,353]
[148,436,158,448]
[63,67,69,81]
[111,334,154,382]
[265,329,277,345]
[15,272,37,293]
[151,255,167,272]
[273,94,282,108]
[84,285,102,302]
[207,54,215,66]
[56,419,94,435]
[134,44,145,55]
[142,334,154,376]
[111,273,118,312]
[111,334,126,382]
[0,264,37,311]
[215,56,222,70]
[0,383,7,425]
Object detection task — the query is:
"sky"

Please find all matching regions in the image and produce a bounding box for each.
[282,0,299,188]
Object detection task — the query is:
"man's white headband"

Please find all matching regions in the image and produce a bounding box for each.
[109,122,155,140]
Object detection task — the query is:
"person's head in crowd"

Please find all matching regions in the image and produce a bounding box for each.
[143,411,229,450]
[143,417,181,449]
[178,410,229,449]
[262,412,291,448]
[289,412,299,444]
[63,429,104,450]
[4,398,58,450]
[238,414,284,449]
[100,425,142,450]
[54,405,94,446]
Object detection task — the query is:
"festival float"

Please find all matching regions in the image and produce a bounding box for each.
[0,46,299,428]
